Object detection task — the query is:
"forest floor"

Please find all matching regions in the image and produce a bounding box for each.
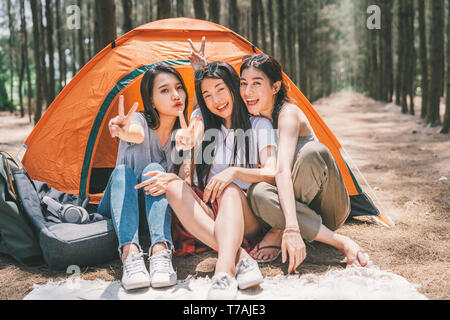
[0,91,449,300]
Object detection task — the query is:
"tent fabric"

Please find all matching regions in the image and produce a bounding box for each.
[22,17,381,219]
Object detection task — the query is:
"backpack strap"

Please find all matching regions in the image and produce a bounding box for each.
[0,151,22,169]
[0,151,21,198]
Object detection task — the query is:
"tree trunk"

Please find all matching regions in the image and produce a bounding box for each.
[267,0,275,55]
[6,0,14,112]
[287,0,296,82]
[228,0,239,33]
[157,0,171,19]
[94,0,117,54]
[176,0,184,17]
[18,1,25,118]
[427,0,444,126]
[122,0,133,32]
[250,0,259,47]
[38,0,49,107]
[401,0,414,114]
[87,1,94,58]
[149,0,153,21]
[381,0,393,102]
[277,0,286,67]
[71,28,77,77]
[20,0,32,122]
[407,2,416,115]
[45,0,56,104]
[193,0,206,20]
[55,0,66,91]
[76,0,86,68]
[395,1,405,107]
[418,0,428,118]
[442,0,450,133]
[257,0,267,52]
[298,0,307,92]
[30,0,44,124]
[209,0,220,23]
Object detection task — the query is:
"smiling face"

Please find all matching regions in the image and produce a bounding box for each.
[151,72,187,117]
[240,67,279,117]
[200,78,234,125]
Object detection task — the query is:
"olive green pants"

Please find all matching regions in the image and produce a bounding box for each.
[247,141,350,241]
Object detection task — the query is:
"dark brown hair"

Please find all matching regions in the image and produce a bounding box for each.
[140,64,189,174]
[240,54,289,129]
[194,62,255,189]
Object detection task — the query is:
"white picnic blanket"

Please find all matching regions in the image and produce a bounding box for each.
[24,265,427,300]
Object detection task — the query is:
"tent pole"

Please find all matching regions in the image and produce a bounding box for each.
[341,147,395,227]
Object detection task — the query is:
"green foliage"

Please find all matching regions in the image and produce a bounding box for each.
[0,46,10,110]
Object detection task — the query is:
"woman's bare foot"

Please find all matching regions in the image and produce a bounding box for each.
[249,228,283,262]
[337,235,369,268]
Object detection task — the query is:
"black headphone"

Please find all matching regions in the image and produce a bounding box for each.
[41,196,89,224]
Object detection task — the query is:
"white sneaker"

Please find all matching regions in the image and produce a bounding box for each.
[207,272,238,300]
[236,257,264,289]
[121,252,151,290]
[149,249,177,288]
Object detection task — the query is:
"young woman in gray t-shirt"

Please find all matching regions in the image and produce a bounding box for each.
[98,64,188,291]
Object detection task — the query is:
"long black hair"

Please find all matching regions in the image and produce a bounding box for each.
[240,54,289,129]
[194,62,255,190]
[140,63,189,174]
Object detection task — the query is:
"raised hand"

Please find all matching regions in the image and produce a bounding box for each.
[109,95,139,139]
[188,37,207,71]
[175,111,202,151]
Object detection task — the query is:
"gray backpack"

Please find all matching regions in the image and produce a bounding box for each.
[0,151,42,264]
[1,151,119,270]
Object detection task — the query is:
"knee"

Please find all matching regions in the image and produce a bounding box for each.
[218,183,241,200]
[247,183,267,203]
[301,142,331,165]
[111,164,135,179]
[165,179,186,202]
[141,163,165,180]
[247,182,271,211]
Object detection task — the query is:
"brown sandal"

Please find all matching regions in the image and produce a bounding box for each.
[251,243,282,263]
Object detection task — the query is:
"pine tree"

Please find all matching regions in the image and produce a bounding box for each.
[30,0,44,123]
[94,0,117,53]
[193,0,206,20]
[228,0,239,33]
[441,0,450,133]
[122,0,133,32]
[209,0,220,23]
[427,0,444,126]
[157,0,172,19]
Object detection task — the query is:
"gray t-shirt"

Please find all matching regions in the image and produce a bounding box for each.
[116,112,174,177]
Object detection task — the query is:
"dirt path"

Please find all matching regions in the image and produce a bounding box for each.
[0,92,449,300]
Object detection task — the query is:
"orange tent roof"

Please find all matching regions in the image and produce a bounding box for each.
[22,18,354,204]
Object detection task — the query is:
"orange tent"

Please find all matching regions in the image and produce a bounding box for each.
[22,18,391,225]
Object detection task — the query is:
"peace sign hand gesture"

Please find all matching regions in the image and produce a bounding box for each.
[109,95,139,139]
[175,110,203,151]
[188,37,207,71]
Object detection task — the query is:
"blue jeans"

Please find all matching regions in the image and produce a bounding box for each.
[98,163,173,256]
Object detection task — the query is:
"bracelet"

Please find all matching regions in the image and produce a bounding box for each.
[283,227,301,235]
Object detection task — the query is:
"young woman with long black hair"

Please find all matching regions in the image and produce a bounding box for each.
[99,64,189,290]
[239,54,369,272]
[143,61,278,299]
[181,40,369,274]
